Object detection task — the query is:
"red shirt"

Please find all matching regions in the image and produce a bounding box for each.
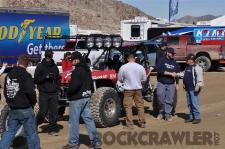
[61,60,73,84]
[61,60,73,73]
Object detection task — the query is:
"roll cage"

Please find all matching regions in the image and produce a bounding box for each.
[43,35,159,70]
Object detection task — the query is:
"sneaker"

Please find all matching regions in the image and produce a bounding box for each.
[185,119,194,123]
[62,144,79,149]
[140,123,146,128]
[48,131,59,136]
[165,116,173,122]
[138,122,146,128]
[156,114,163,120]
[192,119,201,124]
[89,141,102,149]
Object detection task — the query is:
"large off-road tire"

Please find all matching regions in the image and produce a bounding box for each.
[195,56,211,72]
[90,87,121,128]
[0,105,27,149]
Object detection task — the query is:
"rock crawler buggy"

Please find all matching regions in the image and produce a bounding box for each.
[58,35,157,128]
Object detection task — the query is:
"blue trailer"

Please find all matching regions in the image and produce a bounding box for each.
[0,8,70,65]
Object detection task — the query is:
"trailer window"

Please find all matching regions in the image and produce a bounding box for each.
[131,25,140,37]
[167,37,179,46]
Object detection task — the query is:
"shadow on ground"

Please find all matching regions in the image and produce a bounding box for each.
[39,123,63,133]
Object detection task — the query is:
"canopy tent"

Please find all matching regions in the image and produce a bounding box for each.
[167,26,225,36]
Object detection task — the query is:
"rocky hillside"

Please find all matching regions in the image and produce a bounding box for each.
[177,14,218,24]
[0,0,154,33]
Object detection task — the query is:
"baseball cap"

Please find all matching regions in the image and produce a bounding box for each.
[71,51,83,61]
[186,53,196,61]
[166,47,176,54]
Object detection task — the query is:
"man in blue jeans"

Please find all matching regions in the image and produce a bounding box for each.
[0,55,40,149]
[62,52,101,149]
[156,48,180,121]
[183,53,204,124]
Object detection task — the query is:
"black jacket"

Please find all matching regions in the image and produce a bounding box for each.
[67,63,93,101]
[4,66,36,109]
[34,58,60,93]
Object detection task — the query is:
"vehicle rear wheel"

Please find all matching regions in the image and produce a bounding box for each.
[0,105,27,149]
[90,87,121,128]
[195,56,211,72]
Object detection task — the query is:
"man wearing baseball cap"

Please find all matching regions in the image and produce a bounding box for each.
[63,51,101,149]
[156,47,180,121]
[34,50,60,136]
[183,53,204,124]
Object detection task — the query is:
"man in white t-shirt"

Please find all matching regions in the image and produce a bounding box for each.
[118,53,147,129]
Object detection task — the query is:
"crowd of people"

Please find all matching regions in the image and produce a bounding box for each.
[0,43,204,148]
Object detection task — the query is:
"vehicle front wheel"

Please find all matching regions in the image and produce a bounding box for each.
[90,87,121,128]
[195,56,211,72]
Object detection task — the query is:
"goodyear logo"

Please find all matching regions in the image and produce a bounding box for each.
[0,19,62,44]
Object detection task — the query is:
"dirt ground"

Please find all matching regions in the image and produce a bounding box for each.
[1,69,225,149]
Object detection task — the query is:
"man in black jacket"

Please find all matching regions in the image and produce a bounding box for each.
[62,52,101,149]
[34,50,60,136]
[0,55,40,149]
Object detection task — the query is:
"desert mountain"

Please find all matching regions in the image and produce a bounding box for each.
[176,14,218,24]
[0,0,154,33]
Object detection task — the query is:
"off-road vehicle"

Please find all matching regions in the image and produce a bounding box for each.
[58,35,157,127]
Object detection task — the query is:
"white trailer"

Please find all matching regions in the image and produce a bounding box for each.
[121,17,151,41]
[121,16,194,42]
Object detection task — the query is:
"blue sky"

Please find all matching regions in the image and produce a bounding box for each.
[119,0,225,19]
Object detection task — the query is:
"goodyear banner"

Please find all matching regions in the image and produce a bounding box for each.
[0,11,69,63]
[194,28,225,44]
